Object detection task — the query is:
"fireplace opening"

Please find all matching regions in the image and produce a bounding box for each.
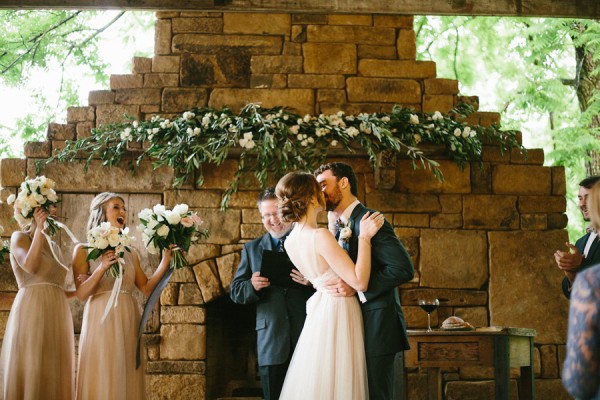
[206,296,263,400]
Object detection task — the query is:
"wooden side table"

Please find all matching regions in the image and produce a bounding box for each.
[402,327,536,400]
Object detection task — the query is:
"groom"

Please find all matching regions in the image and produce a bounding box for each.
[315,162,414,400]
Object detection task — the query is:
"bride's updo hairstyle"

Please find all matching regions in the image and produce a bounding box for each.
[276,172,321,223]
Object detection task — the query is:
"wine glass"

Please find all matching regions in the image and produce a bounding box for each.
[418,298,440,332]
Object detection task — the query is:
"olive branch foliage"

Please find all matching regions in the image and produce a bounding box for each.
[41,102,524,209]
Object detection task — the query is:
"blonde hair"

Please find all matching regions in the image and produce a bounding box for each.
[87,192,124,231]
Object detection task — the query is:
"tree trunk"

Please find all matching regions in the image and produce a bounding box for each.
[573,21,600,176]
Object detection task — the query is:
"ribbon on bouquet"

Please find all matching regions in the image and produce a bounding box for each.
[100,258,125,324]
[41,219,79,271]
[136,267,174,369]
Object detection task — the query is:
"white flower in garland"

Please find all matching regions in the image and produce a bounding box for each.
[120,127,133,141]
[409,114,420,124]
[239,132,256,149]
[316,127,330,137]
[454,128,462,137]
[182,111,195,120]
[432,111,444,121]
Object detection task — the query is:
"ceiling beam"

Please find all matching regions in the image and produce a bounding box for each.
[2,0,598,18]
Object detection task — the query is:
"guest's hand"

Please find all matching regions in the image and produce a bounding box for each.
[555,243,584,280]
[324,277,356,297]
[290,269,310,286]
[251,271,270,291]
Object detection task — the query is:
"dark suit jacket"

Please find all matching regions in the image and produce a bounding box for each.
[347,203,415,357]
[562,232,600,298]
[230,233,314,367]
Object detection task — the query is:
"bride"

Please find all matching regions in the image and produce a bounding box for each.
[275,171,384,400]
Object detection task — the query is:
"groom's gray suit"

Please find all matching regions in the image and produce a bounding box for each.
[346,203,414,400]
[230,233,313,400]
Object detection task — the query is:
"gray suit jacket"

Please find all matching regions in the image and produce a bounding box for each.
[230,233,314,366]
[347,203,415,357]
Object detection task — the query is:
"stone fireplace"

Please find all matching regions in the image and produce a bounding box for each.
[0,11,571,400]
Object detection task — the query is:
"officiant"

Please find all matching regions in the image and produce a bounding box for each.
[230,188,314,400]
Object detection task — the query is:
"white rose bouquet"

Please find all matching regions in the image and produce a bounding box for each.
[86,222,135,277]
[137,203,209,270]
[7,176,61,236]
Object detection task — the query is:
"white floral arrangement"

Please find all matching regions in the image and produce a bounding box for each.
[86,222,135,277]
[47,103,524,210]
[137,203,209,270]
[7,176,61,235]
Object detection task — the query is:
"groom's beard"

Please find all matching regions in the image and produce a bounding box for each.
[324,187,343,212]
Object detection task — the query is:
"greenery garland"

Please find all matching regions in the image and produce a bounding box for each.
[42,103,524,209]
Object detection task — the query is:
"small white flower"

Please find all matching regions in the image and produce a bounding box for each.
[156,224,170,238]
[347,126,360,137]
[382,116,390,123]
[6,194,15,205]
[289,125,299,135]
[339,226,352,241]
[173,203,189,215]
[132,120,139,128]
[409,114,419,124]
[414,134,422,144]
[120,127,133,141]
[432,111,443,121]
[165,210,182,225]
[451,143,457,151]
[454,128,462,137]
[330,140,339,147]
[182,111,195,120]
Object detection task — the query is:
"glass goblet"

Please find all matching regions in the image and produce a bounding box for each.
[418,298,440,332]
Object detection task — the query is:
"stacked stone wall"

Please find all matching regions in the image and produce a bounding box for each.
[0,11,572,399]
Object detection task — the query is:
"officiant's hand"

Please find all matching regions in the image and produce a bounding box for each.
[290,269,310,286]
[324,277,356,297]
[251,271,270,291]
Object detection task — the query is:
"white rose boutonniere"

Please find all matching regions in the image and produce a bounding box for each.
[339,226,352,243]
[335,219,352,244]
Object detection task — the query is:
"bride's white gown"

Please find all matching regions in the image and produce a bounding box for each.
[279,227,368,400]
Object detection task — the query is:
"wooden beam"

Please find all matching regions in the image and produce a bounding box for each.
[1,0,598,18]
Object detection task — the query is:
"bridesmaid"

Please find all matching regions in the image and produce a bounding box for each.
[72,192,171,400]
[0,206,75,399]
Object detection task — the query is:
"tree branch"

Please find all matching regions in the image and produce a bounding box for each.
[0,11,82,74]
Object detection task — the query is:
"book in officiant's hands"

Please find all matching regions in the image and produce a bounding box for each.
[260,250,297,287]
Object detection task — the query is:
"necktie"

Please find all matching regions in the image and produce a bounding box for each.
[277,236,286,252]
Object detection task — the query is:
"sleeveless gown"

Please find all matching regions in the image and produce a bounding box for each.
[279,227,368,400]
[76,251,144,400]
[0,240,75,400]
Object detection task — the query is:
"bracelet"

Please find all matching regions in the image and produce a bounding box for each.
[358,236,371,245]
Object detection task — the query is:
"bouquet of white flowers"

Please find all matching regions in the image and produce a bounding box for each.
[86,222,135,277]
[137,203,209,270]
[7,176,61,236]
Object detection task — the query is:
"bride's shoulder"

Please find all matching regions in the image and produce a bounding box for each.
[315,227,334,239]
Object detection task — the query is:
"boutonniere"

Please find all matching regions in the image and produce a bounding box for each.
[336,219,353,243]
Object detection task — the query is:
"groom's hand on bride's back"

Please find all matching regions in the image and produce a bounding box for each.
[324,278,356,297]
[251,271,270,291]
